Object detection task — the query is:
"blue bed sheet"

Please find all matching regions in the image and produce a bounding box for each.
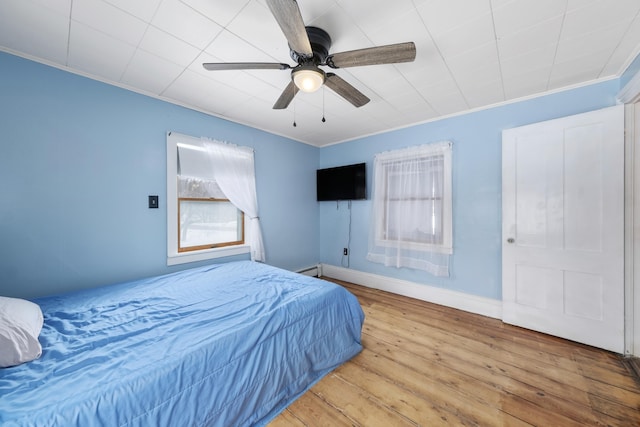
[0,261,364,426]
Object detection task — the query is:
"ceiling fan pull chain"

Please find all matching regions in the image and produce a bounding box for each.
[293,92,297,127]
[322,88,326,123]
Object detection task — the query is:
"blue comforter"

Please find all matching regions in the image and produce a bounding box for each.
[0,261,364,426]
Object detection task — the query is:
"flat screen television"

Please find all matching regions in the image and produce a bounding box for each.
[316,162,366,201]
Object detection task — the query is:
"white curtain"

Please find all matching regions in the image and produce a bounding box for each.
[202,138,266,262]
[367,142,452,276]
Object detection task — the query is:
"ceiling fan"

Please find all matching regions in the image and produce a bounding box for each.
[202,0,416,110]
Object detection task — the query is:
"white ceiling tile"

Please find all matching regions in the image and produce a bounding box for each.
[497,15,563,59]
[403,41,453,87]
[344,66,402,99]
[394,105,438,126]
[492,0,567,39]
[67,21,136,81]
[384,89,429,113]
[503,67,550,99]
[417,0,492,36]
[138,26,200,67]
[490,0,514,8]
[294,0,339,26]
[121,50,183,94]
[446,43,501,85]
[548,50,611,89]
[366,6,431,50]
[205,29,278,63]
[0,0,69,64]
[566,0,600,12]
[336,0,415,37]
[226,1,288,61]
[72,0,147,46]
[432,13,496,59]
[602,15,640,76]
[416,77,461,102]
[180,0,251,27]
[222,97,297,135]
[28,0,71,16]
[500,44,556,79]
[370,76,418,103]
[215,69,278,99]
[3,0,640,146]
[162,69,212,103]
[102,0,162,22]
[427,90,469,117]
[152,0,222,49]
[555,22,631,65]
[364,101,401,124]
[463,79,504,108]
[561,0,640,39]
[164,70,253,114]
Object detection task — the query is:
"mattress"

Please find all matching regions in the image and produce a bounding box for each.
[0,261,364,426]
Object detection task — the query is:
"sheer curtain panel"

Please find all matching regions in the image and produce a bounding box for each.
[367,142,452,276]
[202,138,265,262]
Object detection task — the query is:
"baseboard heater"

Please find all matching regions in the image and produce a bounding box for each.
[296,265,321,277]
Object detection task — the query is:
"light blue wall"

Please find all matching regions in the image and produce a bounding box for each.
[2,48,631,302]
[621,51,640,88]
[0,52,319,298]
[319,79,621,300]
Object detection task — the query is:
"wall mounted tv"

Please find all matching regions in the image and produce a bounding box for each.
[316,162,367,201]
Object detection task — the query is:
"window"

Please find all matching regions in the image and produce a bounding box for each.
[167,132,254,265]
[367,142,452,276]
[178,178,244,252]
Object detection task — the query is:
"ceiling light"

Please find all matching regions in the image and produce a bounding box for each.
[292,67,325,93]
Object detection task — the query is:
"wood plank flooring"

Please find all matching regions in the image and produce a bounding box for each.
[269,279,640,426]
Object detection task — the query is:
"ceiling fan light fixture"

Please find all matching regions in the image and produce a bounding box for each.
[292,67,325,93]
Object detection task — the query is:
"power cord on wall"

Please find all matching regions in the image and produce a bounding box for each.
[341,200,352,268]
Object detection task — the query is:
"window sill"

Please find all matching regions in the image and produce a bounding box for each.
[167,245,251,266]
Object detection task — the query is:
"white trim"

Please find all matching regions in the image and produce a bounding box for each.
[167,245,251,266]
[166,131,250,266]
[618,70,640,104]
[636,103,640,357]
[296,264,321,277]
[322,76,620,148]
[320,264,502,319]
[624,104,636,356]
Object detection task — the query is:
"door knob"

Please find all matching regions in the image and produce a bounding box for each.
[507,238,515,244]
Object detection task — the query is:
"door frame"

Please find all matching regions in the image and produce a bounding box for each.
[618,70,640,356]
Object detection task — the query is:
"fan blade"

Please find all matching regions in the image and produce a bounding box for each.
[324,73,370,108]
[273,81,300,109]
[203,62,290,71]
[325,42,416,69]
[266,0,312,57]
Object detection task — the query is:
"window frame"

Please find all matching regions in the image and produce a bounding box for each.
[167,132,250,266]
[373,143,452,254]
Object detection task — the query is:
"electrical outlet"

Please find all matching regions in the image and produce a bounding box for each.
[343,248,348,256]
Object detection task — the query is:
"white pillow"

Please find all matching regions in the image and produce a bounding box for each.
[0,296,44,368]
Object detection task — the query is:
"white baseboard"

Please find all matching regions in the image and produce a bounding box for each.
[320,264,502,319]
[296,264,320,277]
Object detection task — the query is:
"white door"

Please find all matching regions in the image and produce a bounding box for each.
[502,105,624,353]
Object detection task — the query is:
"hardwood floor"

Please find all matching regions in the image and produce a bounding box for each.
[269,279,640,426]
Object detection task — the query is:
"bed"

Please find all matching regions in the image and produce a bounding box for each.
[0,261,364,426]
